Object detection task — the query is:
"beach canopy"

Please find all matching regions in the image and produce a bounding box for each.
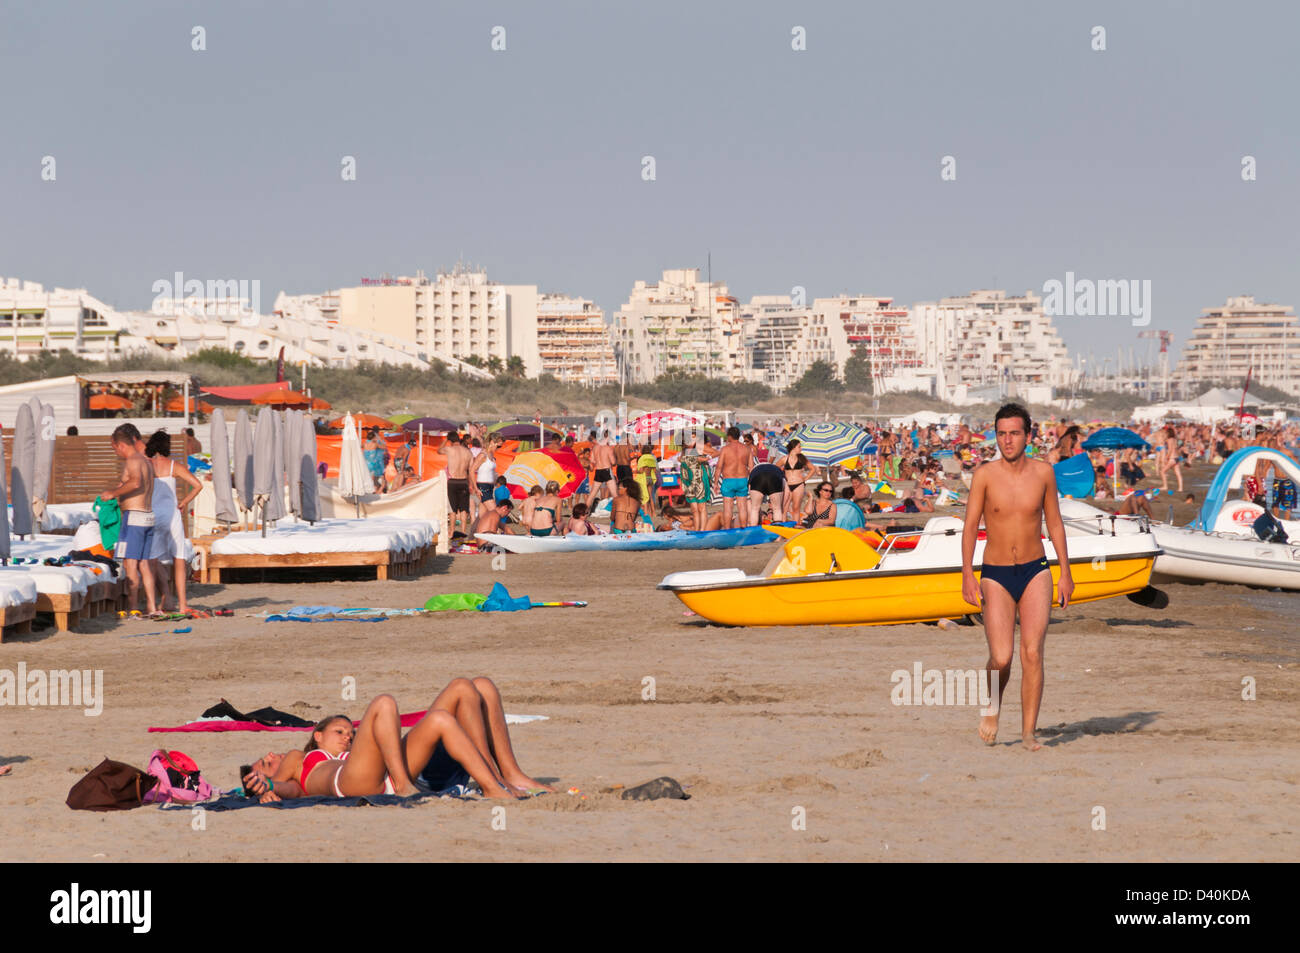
[1081,427,1149,451]
[88,393,132,411]
[402,416,461,433]
[166,396,215,415]
[504,448,586,499]
[789,421,874,467]
[208,407,239,525]
[387,413,417,425]
[233,409,255,515]
[252,389,311,408]
[199,381,290,405]
[337,413,375,501]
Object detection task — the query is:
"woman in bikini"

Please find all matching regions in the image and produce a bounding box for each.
[564,501,601,536]
[777,439,815,522]
[529,481,561,537]
[144,431,203,617]
[242,677,552,802]
[801,480,838,529]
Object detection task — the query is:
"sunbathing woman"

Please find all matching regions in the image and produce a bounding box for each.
[242,677,552,802]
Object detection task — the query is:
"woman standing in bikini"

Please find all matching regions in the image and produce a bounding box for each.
[243,677,552,801]
[777,439,814,522]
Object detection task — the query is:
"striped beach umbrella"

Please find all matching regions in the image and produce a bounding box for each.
[626,409,705,437]
[789,422,873,467]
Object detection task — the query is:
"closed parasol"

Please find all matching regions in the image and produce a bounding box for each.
[233,409,255,516]
[337,413,375,516]
[299,412,320,522]
[0,426,10,560]
[28,398,55,532]
[208,407,239,525]
[9,402,35,537]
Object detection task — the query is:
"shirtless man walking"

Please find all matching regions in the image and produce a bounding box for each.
[716,426,754,528]
[961,404,1073,751]
[443,434,474,538]
[100,423,160,616]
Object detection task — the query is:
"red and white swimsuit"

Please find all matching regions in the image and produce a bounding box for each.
[301,749,395,797]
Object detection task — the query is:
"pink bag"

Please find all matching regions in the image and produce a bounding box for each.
[142,749,217,803]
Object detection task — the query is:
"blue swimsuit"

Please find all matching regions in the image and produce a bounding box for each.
[981,558,1050,603]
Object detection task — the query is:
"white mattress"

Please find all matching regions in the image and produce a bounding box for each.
[8,535,123,583]
[0,574,40,609]
[6,502,98,532]
[0,565,94,597]
[208,518,440,556]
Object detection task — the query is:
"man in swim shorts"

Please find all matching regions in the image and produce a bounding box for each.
[716,426,753,528]
[100,423,160,615]
[587,433,617,510]
[962,404,1073,751]
[443,434,474,538]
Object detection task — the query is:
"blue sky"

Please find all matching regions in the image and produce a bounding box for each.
[3,0,1298,369]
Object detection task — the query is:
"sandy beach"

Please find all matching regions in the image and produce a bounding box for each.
[3,480,1297,863]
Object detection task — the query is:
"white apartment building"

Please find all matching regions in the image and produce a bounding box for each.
[1174,295,1300,396]
[0,277,162,361]
[301,265,543,377]
[536,293,617,385]
[612,269,745,384]
[811,294,933,393]
[911,289,1071,403]
[740,295,834,393]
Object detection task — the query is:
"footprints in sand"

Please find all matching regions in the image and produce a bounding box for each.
[830,748,885,769]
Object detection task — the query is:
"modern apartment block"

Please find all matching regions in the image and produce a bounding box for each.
[911,289,1071,402]
[611,268,744,385]
[536,293,617,385]
[0,278,151,360]
[741,295,834,392]
[812,294,931,393]
[1174,295,1300,396]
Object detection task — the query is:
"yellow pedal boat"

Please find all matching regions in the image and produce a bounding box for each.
[658,516,1163,627]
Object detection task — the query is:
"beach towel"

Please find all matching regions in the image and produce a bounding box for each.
[424,592,488,612]
[149,711,549,733]
[172,788,474,811]
[92,497,122,551]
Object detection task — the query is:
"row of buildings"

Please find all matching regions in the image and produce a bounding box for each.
[2,270,1298,401]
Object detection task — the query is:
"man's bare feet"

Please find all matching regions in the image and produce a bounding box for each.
[1021,732,1043,751]
[978,713,999,745]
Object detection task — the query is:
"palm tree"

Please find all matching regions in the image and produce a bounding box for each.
[486,356,504,375]
[506,356,526,379]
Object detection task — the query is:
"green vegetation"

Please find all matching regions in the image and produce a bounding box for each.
[842,348,873,394]
[786,360,843,397]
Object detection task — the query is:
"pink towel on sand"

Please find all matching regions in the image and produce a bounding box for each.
[149,713,425,733]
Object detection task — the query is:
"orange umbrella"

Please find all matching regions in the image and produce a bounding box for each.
[89,393,132,411]
[165,396,214,414]
[328,413,392,430]
[310,397,332,411]
[251,389,312,407]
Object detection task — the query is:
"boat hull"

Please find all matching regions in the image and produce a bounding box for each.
[666,555,1157,627]
[1152,526,1300,590]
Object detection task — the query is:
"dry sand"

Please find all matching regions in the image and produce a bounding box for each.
[2,483,1298,862]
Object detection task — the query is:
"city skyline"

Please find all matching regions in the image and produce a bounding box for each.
[4,1,1298,361]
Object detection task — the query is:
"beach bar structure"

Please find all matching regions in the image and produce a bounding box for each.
[0,371,199,437]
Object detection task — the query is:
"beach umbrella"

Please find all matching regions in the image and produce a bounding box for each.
[626,409,705,437]
[387,413,416,425]
[491,423,563,441]
[28,399,54,532]
[166,395,215,415]
[208,407,239,525]
[88,393,132,411]
[789,421,874,467]
[299,414,320,523]
[1081,427,1149,499]
[309,397,331,411]
[0,427,10,561]
[233,409,255,515]
[9,402,35,538]
[252,389,312,408]
[401,416,461,433]
[329,413,392,431]
[504,448,587,499]
[337,413,374,516]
